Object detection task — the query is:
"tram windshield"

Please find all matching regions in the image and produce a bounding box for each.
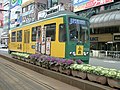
[68,17,89,43]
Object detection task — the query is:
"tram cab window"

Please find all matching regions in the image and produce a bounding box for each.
[59,24,66,42]
[17,30,22,42]
[45,23,56,41]
[68,17,89,43]
[11,32,16,42]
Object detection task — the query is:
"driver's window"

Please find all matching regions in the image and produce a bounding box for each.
[69,24,78,41]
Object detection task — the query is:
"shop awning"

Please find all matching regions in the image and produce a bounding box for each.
[90,10,120,28]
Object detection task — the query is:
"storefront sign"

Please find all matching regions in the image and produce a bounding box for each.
[0,20,3,27]
[38,11,47,19]
[10,5,22,28]
[114,35,120,41]
[11,0,22,9]
[73,0,114,12]
[90,37,98,41]
[22,10,35,24]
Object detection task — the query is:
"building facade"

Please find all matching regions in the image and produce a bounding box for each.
[3,0,9,31]
[22,0,73,25]
[10,0,22,28]
[0,0,3,28]
[0,0,5,44]
[2,0,22,45]
[22,0,47,25]
[74,0,120,51]
[47,0,73,11]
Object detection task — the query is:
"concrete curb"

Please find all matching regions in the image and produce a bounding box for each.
[0,54,117,90]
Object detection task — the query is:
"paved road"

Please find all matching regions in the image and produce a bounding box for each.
[89,57,120,70]
[0,57,80,90]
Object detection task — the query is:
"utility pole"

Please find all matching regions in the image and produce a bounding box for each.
[8,0,11,31]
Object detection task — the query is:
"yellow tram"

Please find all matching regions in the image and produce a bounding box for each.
[9,11,90,63]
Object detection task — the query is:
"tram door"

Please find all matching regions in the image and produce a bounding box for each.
[24,30,30,53]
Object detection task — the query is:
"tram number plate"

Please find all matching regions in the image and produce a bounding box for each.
[76,45,83,55]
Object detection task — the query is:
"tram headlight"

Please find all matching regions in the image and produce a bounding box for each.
[69,52,76,56]
[84,52,89,56]
[69,52,72,55]
[84,52,86,56]
[73,52,76,56]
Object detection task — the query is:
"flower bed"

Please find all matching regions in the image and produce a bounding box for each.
[107,78,120,88]
[11,52,120,89]
[87,73,107,84]
[70,64,88,79]
[70,63,120,88]
[11,52,30,60]
[106,69,120,88]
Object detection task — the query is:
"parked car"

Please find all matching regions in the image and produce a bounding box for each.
[0,44,8,49]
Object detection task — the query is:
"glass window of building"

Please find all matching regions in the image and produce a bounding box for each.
[52,0,58,6]
[37,3,46,10]
[22,7,26,13]
[28,3,34,11]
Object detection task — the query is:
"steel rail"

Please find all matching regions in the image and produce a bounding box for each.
[0,60,56,90]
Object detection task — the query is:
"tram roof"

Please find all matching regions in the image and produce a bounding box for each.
[46,11,77,18]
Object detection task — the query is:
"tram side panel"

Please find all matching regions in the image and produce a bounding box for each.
[9,29,24,53]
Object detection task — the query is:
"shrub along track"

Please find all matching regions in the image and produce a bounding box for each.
[0,54,117,90]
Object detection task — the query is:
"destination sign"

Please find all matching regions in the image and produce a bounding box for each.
[114,35,120,41]
[69,18,86,25]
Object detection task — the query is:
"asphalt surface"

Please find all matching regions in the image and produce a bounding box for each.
[89,57,120,70]
[0,57,81,90]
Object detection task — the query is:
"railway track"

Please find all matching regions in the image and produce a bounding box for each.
[0,58,56,90]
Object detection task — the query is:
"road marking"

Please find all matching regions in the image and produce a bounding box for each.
[103,60,117,63]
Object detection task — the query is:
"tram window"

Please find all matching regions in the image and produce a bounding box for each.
[59,24,66,42]
[17,30,22,42]
[68,17,89,42]
[11,32,16,42]
[37,27,41,38]
[45,23,56,41]
[32,26,41,41]
[32,27,37,41]
[80,26,89,43]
